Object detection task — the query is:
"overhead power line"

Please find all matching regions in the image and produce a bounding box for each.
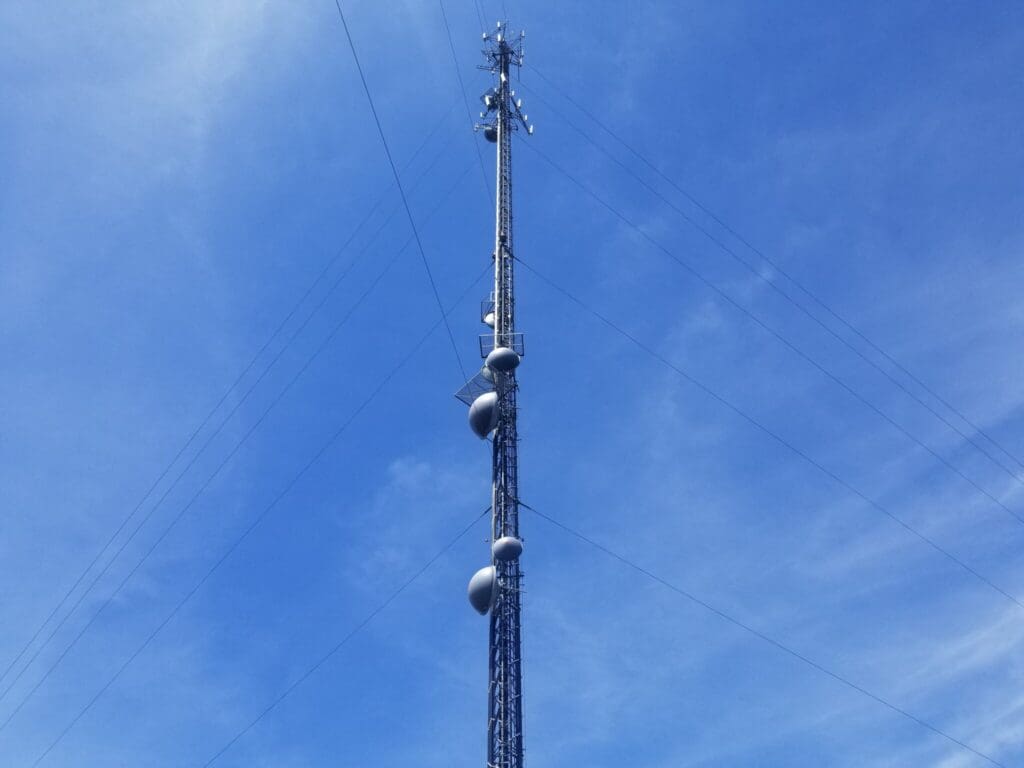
[525,63,1024,484]
[519,501,1006,768]
[201,506,491,767]
[0,160,478,738]
[517,137,1024,533]
[333,0,468,382]
[515,256,1024,612]
[26,259,493,768]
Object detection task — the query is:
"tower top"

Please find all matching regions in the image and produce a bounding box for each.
[476,23,533,138]
[481,21,525,55]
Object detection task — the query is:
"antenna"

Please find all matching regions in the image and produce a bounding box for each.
[455,18,531,768]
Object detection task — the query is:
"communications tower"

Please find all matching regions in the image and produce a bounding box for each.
[456,20,533,768]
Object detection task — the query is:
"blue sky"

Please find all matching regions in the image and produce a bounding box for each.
[2,1,1024,765]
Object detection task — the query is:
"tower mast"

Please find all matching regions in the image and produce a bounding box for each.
[459,19,533,768]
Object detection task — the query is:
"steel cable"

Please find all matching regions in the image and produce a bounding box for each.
[516,137,1024,533]
[520,501,1006,768]
[515,256,1024,612]
[334,0,468,382]
[0,99,460,698]
[0,160,477,737]
[525,63,1024,481]
[200,506,491,767]
[25,244,492,768]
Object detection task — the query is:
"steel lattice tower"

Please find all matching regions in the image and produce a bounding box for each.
[458,20,533,768]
